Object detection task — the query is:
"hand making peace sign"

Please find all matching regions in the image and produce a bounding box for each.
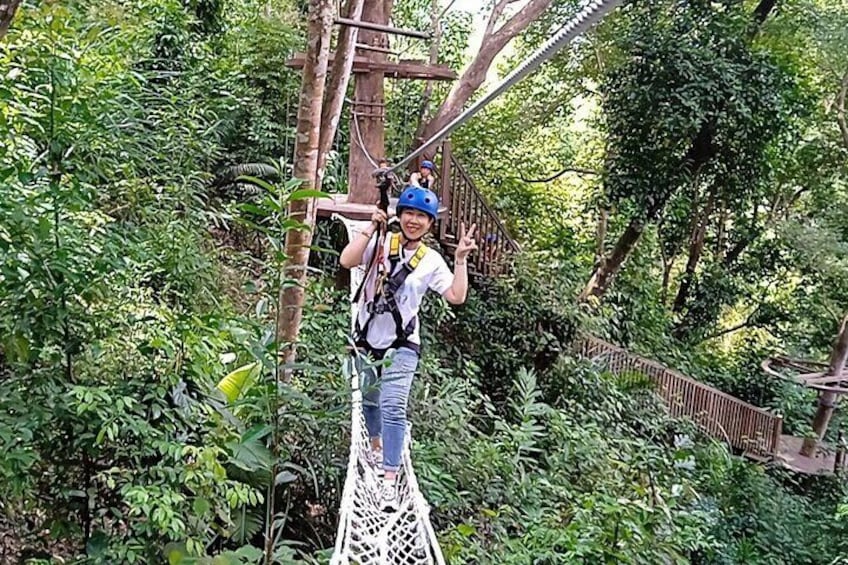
[455,222,478,263]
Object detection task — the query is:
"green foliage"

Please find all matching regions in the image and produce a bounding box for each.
[383,0,473,159]
[6,0,848,563]
[413,355,713,563]
[218,362,261,403]
[691,462,848,564]
[0,0,313,561]
[212,0,302,169]
[434,255,579,403]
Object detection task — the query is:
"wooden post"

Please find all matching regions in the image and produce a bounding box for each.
[438,140,451,240]
[834,430,845,474]
[335,17,430,39]
[347,1,389,204]
[801,315,848,457]
[772,414,783,455]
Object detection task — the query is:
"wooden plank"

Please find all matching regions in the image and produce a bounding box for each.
[439,141,452,241]
[335,17,431,40]
[733,401,741,445]
[772,415,783,453]
[286,53,457,81]
[355,43,398,55]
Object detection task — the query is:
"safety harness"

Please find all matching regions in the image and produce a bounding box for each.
[354,232,428,356]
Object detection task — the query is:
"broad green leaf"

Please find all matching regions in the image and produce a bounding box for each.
[288,189,328,201]
[216,362,260,403]
[228,437,273,473]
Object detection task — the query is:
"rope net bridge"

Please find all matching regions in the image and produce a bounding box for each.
[331,216,446,565]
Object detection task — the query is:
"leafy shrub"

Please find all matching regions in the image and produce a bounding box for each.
[433,255,579,404]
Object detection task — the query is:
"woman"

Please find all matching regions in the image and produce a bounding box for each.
[409,159,436,190]
[339,185,477,511]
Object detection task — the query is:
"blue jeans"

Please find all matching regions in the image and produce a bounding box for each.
[357,347,419,472]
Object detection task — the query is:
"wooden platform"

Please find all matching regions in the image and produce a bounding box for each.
[285,54,457,81]
[775,434,837,475]
[315,193,447,221]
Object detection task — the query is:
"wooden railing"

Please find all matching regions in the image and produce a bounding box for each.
[419,140,519,276]
[576,336,783,459]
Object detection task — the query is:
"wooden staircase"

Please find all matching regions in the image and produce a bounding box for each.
[315,138,519,276]
[424,140,520,276]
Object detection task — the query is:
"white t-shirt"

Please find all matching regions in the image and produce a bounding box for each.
[357,236,453,349]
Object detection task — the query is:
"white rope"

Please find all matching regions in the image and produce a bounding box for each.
[346,96,383,169]
[331,215,446,565]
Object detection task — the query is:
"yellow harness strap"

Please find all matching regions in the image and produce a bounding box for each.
[388,233,428,270]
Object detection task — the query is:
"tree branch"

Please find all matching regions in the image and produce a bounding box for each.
[518,166,599,183]
[751,0,778,27]
[493,0,552,41]
[420,0,554,144]
[701,319,758,342]
[0,0,21,40]
[438,0,458,21]
[485,0,510,38]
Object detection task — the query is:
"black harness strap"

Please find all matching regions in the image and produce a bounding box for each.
[354,234,427,354]
[351,166,398,306]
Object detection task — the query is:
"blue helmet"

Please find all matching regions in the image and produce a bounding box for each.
[420,160,435,172]
[397,185,439,220]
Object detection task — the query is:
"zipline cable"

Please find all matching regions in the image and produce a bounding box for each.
[393,0,623,171]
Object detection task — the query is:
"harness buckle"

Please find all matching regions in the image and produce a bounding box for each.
[371,301,389,315]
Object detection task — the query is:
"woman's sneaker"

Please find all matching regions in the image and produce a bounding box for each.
[366,448,384,476]
[379,479,399,512]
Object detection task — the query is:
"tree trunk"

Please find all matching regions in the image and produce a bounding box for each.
[660,251,676,306]
[837,70,848,152]
[0,0,21,40]
[673,186,715,313]
[714,208,728,261]
[801,315,848,457]
[594,207,608,268]
[579,115,716,302]
[277,0,334,369]
[675,188,806,338]
[579,216,647,301]
[316,0,366,188]
[347,0,392,204]
[418,0,553,148]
